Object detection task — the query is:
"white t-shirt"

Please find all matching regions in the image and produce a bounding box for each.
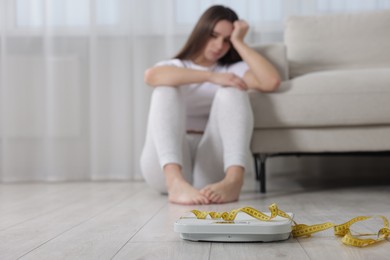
[154,59,249,131]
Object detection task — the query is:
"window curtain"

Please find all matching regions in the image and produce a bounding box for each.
[1,0,389,182]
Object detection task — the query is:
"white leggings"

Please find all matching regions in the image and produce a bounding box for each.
[140,86,254,193]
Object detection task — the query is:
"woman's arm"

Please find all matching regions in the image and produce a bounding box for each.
[230,20,281,92]
[144,66,211,87]
[144,65,248,90]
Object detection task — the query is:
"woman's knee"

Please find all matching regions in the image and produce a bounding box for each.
[149,87,184,115]
[214,87,250,105]
[213,87,254,124]
[151,86,182,102]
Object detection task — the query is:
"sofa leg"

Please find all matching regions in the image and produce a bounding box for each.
[254,154,260,181]
[259,154,267,193]
[254,154,267,193]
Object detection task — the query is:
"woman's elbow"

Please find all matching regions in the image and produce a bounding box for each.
[268,77,281,91]
[144,68,153,86]
[144,68,157,86]
[261,76,281,92]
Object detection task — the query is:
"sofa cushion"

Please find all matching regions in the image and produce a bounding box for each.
[250,68,390,128]
[251,126,390,153]
[285,10,390,78]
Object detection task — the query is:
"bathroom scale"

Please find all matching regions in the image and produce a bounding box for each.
[174,211,294,242]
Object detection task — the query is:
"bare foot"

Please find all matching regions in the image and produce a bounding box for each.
[200,168,244,204]
[164,164,209,205]
[167,177,210,205]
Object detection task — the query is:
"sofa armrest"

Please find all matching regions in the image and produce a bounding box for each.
[251,43,289,81]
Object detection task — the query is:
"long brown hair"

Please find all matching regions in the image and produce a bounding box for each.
[174,5,242,65]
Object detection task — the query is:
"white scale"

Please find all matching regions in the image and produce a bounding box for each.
[174,212,294,242]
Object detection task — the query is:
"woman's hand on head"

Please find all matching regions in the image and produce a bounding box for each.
[209,72,248,91]
[231,20,249,44]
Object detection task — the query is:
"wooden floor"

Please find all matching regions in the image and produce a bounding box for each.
[1,168,390,259]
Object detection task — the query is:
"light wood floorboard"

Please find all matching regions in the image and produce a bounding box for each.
[1,170,390,260]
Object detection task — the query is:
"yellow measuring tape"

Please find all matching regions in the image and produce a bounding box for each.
[189,203,390,247]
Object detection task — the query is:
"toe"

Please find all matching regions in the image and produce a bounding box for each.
[200,196,210,204]
[200,187,212,197]
[209,192,221,203]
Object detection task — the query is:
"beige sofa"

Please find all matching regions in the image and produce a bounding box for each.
[250,10,390,192]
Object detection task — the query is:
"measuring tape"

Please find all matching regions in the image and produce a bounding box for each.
[188,203,390,247]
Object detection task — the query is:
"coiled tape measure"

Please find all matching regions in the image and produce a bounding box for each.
[174,203,390,247]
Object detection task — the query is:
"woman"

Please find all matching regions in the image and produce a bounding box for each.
[140,5,280,205]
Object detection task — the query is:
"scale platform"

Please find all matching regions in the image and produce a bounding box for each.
[174,212,294,242]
